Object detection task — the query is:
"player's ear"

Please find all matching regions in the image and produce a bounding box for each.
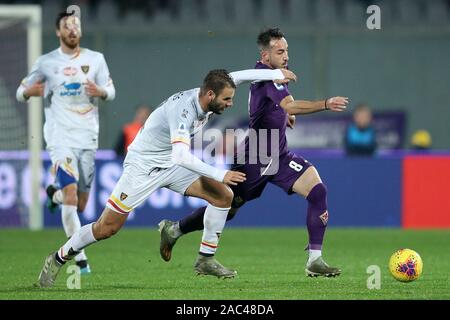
[261,49,269,63]
[207,90,216,102]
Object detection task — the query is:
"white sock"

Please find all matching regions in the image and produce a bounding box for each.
[58,223,97,262]
[199,205,230,255]
[308,249,322,265]
[61,205,80,237]
[52,190,63,204]
[74,250,88,262]
[62,205,89,262]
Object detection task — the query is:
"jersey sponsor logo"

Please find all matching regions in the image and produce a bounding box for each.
[63,66,78,76]
[319,211,329,225]
[60,82,82,97]
[81,65,90,74]
[273,82,285,91]
[120,192,128,201]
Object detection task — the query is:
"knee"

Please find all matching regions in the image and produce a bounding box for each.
[63,184,78,205]
[306,183,327,204]
[210,185,234,208]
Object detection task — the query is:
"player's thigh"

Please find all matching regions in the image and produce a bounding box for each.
[291,166,323,198]
[185,176,233,200]
[164,165,200,196]
[48,146,80,188]
[106,164,165,214]
[77,149,95,194]
[76,149,96,211]
[182,176,233,207]
[270,153,313,197]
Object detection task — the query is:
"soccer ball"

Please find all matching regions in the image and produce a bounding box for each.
[389,248,423,282]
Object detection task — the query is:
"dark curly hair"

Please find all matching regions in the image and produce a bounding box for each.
[201,69,236,96]
[257,27,285,51]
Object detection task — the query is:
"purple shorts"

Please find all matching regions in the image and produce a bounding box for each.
[230,151,312,208]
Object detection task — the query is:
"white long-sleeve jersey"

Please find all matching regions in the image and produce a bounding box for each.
[125,69,284,182]
[16,47,115,150]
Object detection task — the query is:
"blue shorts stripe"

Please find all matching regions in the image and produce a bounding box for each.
[56,167,77,189]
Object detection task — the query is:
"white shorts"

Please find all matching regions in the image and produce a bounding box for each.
[106,163,200,214]
[48,146,96,192]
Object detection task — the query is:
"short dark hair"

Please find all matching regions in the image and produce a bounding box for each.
[201,69,236,96]
[257,27,285,51]
[355,103,371,112]
[55,11,74,30]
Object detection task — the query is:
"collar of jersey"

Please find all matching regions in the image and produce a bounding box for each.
[58,47,81,60]
[193,87,207,117]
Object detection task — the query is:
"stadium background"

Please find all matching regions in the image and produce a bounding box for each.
[1,0,450,229]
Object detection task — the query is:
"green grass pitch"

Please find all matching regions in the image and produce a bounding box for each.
[0,228,449,300]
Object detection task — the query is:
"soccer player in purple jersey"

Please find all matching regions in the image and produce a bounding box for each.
[159,28,348,277]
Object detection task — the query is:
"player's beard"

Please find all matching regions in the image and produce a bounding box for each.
[208,99,225,115]
[61,34,80,50]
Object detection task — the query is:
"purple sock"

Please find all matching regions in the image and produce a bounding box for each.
[306,183,329,250]
[179,206,207,234]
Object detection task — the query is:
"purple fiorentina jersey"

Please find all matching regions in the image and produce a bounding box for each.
[245,61,290,157]
[230,62,312,203]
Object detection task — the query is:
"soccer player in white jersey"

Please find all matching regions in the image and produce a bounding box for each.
[16,12,115,274]
[34,67,296,287]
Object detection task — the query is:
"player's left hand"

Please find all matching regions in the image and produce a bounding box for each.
[84,79,106,98]
[326,96,349,112]
[287,114,296,129]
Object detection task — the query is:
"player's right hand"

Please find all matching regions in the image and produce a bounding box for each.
[275,69,297,84]
[24,81,44,98]
[223,171,246,186]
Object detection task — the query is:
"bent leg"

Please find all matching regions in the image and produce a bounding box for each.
[292,166,341,276]
[292,166,327,251]
[58,207,127,262]
[184,177,233,256]
[169,176,236,278]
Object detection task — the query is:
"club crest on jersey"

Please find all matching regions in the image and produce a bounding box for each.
[120,192,128,201]
[319,211,329,225]
[81,65,90,74]
[66,157,72,164]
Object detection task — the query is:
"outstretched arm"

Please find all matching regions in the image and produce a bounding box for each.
[229,69,296,86]
[172,142,246,186]
[280,96,349,115]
